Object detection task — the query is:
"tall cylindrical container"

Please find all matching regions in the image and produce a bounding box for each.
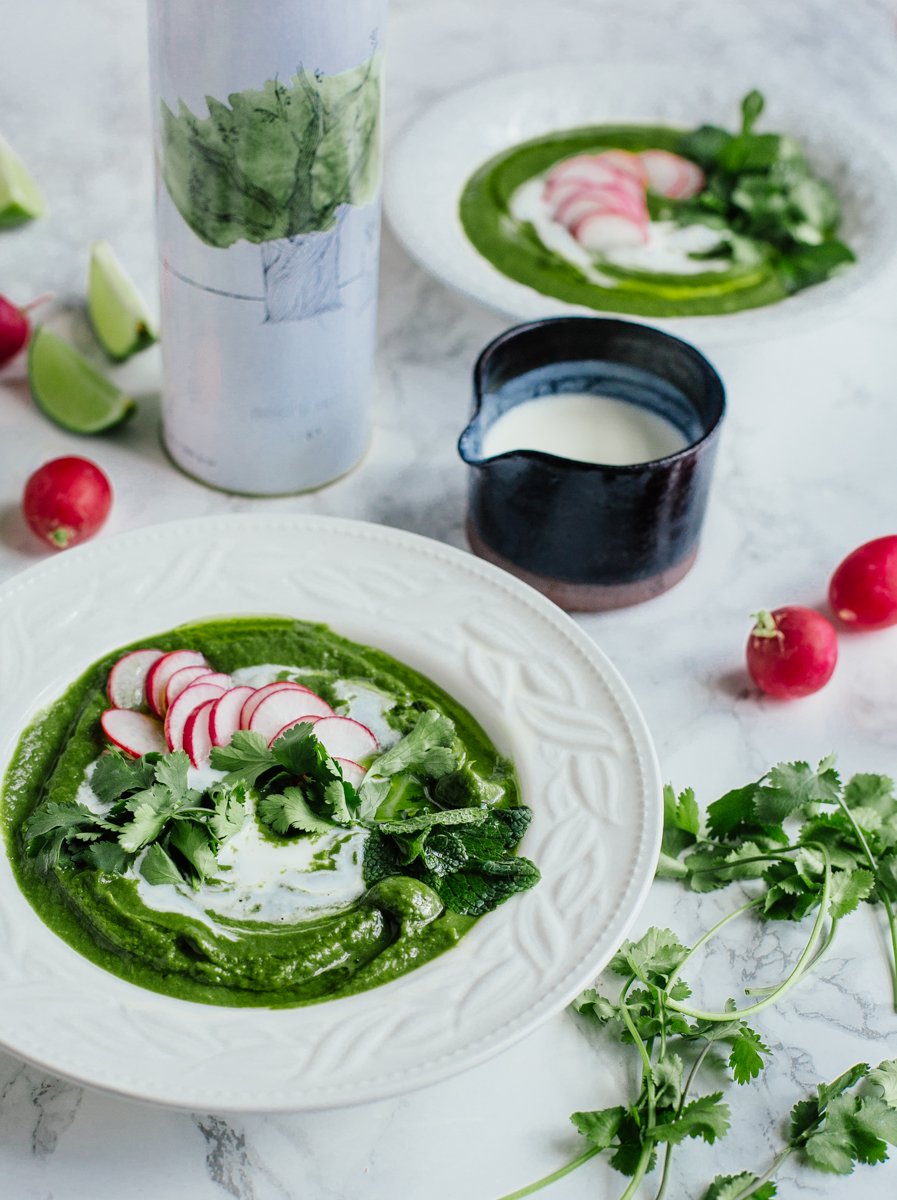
[147,1,386,494]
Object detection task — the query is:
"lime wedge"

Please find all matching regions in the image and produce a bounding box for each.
[0,133,46,229]
[28,326,136,433]
[88,240,158,361]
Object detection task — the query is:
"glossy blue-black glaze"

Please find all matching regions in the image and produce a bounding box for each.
[459,317,725,587]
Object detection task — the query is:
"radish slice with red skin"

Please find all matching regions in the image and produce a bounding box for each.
[164,682,226,752]
[183,699,216,768]
[639,150,705,200]
[268,716,321,748]
[146,650,209,716]
[311,716,379,762]
[101,709,167,757]
[596,149,650,184]
[107,649,164,710]
[239,681,320,730]
[554,184,648,230]
[249,691,335,744]
[335,758,366,788]
[574,212,649,250]
[188,671,232,692]
[209,686,256,748]
[165,665,214,708]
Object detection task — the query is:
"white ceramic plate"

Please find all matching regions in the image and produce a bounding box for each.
[0,515,661,1111]
[385,64,897,344]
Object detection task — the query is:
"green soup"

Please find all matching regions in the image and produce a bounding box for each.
[460,125,790,317]
[2,616,529,1008]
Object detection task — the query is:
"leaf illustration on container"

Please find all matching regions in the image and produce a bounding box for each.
[158,51,382,322]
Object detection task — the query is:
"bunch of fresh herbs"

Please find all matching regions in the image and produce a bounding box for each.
[652,91,855,294]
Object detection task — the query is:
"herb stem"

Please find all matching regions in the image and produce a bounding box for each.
[834,793,897,1012]
[652,1039,713,1200]
[664,850,832,1020]
[617,1139,657,1200]
[729,1146,796,1200]
[491,1146,602,1200]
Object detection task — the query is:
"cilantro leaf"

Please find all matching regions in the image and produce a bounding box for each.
[755,759,841,823]
[816,1062,870,1112]
[208,783,246,843]
[869,1058,897,1107]
[703,1174,777,1200]
[610,928,689,983]
[258,787,335,835]
[652,1054,684,1108]
[118,784,181,852]
[652,1092,730,1145]
[90,750,157,805]
[209,730,274,785]
[570,1105,625,1149]
[140,842,186,886]
[357,711,458,819]
[729,1026,771,1084]
[571,988,618,1024]
[706,782,765,839]
[844,774,897,819]
[153,750,192,803]
[875,854,897,902]
[828,868,875,920]
[85,841,134,873]
[170,820,218,881]
[322,778,354,825]
[269,721,318,775]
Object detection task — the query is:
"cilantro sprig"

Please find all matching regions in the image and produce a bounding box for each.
[659,756,897,1010]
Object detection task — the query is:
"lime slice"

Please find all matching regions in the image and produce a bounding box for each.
[28,326,136,433]
[88,240,158,361]
[0,133,46,229]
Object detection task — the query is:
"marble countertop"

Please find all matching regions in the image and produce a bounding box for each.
[3,1,897,1197]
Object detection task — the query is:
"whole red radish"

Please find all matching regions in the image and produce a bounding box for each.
[0,293,30,367]
[22,457,112,550]
[746,607,837,699]
[829,536,897,631]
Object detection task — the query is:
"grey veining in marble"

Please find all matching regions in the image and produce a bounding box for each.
[3,1,897,1197]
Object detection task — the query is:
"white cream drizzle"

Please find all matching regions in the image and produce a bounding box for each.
[82,665,402,932]
[510,174,731,278]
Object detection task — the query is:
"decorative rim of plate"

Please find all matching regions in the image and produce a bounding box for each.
[385,62,897,345]
[0,514,662,1110]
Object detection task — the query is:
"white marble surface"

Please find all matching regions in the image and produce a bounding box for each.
[3,1,897,1197]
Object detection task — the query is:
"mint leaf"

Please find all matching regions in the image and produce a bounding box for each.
[140,842,186,886]
[377,807,489,836]
[571,1105,625,1149]
[422,855,540,916]
[209,730,274,785]
[653,1093,730,1145]
[259,787,335,835]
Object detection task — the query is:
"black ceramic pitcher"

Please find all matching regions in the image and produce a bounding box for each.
[459,317,725,612]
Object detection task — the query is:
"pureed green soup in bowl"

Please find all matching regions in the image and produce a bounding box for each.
[1,616,539,1008]
[459,91,855,318]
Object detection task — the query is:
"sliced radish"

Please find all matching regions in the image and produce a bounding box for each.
[249,690,334,744]
[146,650,210,716]
[164,682,226,752]
[311,716,379,762]
[268,716,321,748]
[183,699,216,768]
[101,709,167,757]
[574,212,649,250]
[596,149,650,185]
[336,758,367,788]
[639,150,705,200]
[165,665,214,708]
[240,681,323,730]
[107,648,164,710]
[209,685,256,747]
[190,671,232,691]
